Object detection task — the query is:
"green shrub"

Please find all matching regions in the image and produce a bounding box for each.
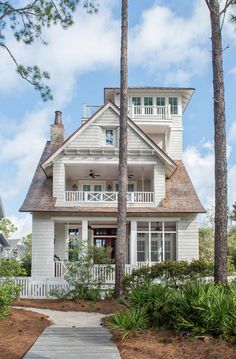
[0,280,21,319]
[51,242,113,302]
[105,308,148,339]
[0,259,26,277]
[123,260,214,294]
[167,281,236,339]
[128,282,172,326]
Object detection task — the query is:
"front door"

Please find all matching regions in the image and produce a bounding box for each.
[93,228,116,262]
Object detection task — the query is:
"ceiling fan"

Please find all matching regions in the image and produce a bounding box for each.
[88,170,100,179]
[128,174,134,179]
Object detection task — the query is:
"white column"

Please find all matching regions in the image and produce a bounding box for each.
[82,219,88,244]
[130,220,137,266]
[153,162,165,205]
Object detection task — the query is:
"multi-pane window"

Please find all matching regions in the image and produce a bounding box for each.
[156,97,165,106]
[68,228,80,261]
[137,221,176,263]
[106,129,114,145]
[169,97,178,114]
[132,97,141,115]
[132,97,141,106]
[144,97,153,115]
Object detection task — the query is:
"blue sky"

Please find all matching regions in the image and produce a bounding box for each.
[0,0,236,237]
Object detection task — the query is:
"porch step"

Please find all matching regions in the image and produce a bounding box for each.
[24,327,121,359]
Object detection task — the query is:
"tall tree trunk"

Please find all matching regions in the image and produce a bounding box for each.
[115,0,128,298]
[208,0,228,282]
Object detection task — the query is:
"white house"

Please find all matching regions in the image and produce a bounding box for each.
[20,87,205,278]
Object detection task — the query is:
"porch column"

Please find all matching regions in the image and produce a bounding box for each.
[153,162,165,205]
[82,219,88,245]
[130,220,137,266]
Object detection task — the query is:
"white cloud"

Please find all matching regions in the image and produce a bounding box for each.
[129,0,210,85]
[183,141,236,211]
[229,121,236,142]
[0,107,50,197]
[0,4,120,104]
[183,142,215,209]
[8,214,32,239]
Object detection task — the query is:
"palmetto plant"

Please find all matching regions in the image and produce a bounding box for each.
[105,307,148,340]
[168,281,236,339]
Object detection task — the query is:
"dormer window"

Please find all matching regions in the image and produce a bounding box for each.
[106,129,114,145]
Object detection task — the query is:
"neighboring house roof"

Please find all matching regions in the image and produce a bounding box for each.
[0,233,9,248]
[20,139,205,214]
[41,101,177,178]
[0,197,5,219]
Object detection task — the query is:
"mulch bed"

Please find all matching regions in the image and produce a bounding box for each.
[0,308,51,359]
[114,330,236,359]
[14,298,124,314]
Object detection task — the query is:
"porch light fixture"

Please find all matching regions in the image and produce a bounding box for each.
[72,184,78,191]
[107,184,112,191]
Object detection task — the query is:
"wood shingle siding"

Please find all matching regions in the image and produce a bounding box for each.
[32,213,54,277]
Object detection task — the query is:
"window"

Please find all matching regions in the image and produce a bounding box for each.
[106,129,114,145]
[156,97,165,106]
[132,97,141,115]
[144,97,153,115]
[132,97,141,106]
[68,228,80,261]
[137,221,176,262]
[169,97,178,114]
[144,97,153,106]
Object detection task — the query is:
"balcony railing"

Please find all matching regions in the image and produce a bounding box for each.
[65,191,154,203]
[127,105,171,119]
[82,104,173,120]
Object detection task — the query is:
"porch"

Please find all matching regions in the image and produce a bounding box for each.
[64,163,156,205]
[52,218,177,278]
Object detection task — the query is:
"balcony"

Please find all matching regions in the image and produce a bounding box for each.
[82,104,172,120]
[64,191,154,204]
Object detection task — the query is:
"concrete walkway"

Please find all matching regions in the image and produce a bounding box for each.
[15,307,121,359]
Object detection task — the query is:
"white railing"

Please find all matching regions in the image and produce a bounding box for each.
[54,262,153,279]
[64,191,154,203]
[128,105,170,119]
[82,104,172,120]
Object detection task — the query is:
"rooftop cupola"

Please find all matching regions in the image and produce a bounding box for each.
[50,110,65,146]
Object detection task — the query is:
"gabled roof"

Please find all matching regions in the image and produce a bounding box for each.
[41,101,177,177]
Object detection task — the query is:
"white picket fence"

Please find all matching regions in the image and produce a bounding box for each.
[0,277,70,299]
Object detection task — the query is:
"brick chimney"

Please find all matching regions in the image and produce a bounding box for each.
[50,111,65,146]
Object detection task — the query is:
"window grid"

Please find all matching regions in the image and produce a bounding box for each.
[106,129,114,145]
[137,221,176,263]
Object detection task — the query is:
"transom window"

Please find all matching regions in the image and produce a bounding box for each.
[169,97,178,114]
[137,221,176,263]
[106,129,114,145]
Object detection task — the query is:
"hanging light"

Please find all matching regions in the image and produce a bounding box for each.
[72,184,78,191]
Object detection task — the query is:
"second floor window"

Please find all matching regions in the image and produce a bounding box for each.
[106,129,114,145]
[156,97,165,106]
[169,97,178,115]
[144,97,153,115]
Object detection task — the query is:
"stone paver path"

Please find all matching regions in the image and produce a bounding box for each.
[15,307,120,359]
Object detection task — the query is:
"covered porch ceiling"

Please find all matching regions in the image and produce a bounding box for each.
[65,163,154,180]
